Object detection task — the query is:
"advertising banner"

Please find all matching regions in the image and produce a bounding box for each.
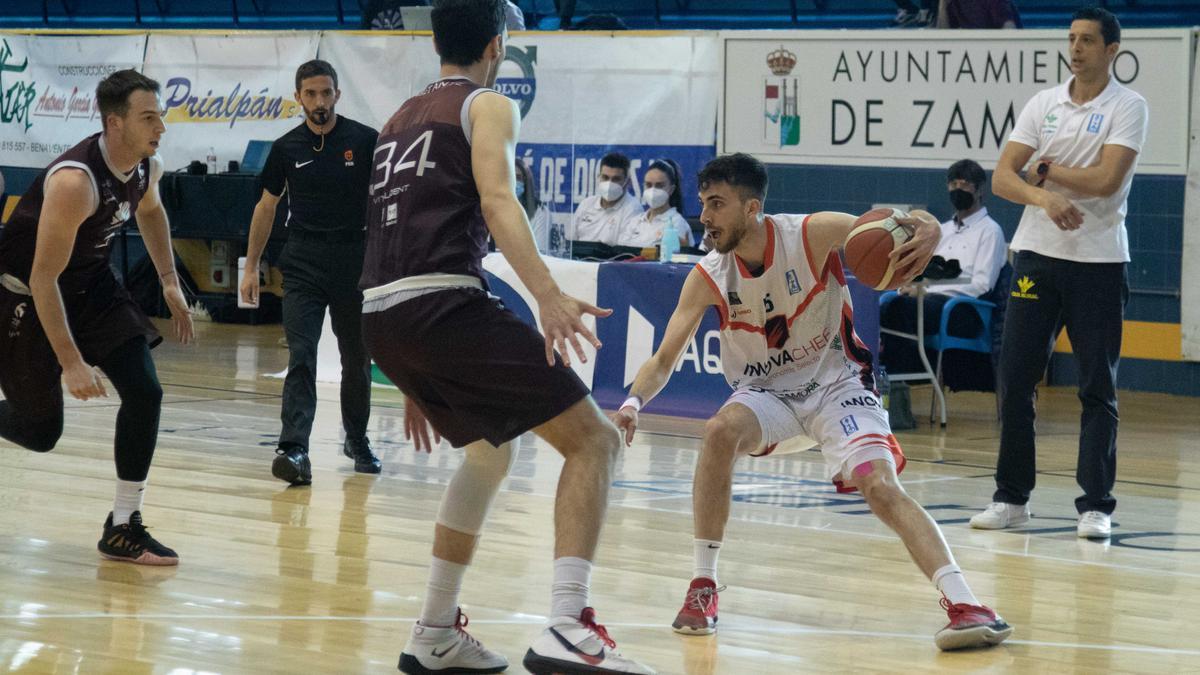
[324,32,720,226]
[722,29,1191,174]
[0,34,146,168]
[142,33,320,172]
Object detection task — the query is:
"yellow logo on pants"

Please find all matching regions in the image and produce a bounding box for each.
[1012,275,1039,300]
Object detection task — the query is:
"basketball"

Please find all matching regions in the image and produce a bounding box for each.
[843,208,914,291]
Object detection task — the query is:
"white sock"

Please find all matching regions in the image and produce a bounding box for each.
[933,563,980,606]
[418,557,467,627]
[551,556,592,621]
[113,479,146,526]
[694,539,722,583]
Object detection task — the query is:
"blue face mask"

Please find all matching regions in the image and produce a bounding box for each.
[515,182,526,200]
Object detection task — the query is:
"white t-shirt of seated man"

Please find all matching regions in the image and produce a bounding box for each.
[619,206,694,249]
[932,206,1009,298]
[570,190,643,245]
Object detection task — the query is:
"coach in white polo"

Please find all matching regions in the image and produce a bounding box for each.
[971,7,1147,540]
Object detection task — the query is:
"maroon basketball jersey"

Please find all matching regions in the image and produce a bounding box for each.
[360,77,495,290]
[0,133,155,293]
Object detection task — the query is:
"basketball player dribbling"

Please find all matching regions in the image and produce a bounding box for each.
[614,153,1014,650]
[359,1,654,672]
[0,69,193,565]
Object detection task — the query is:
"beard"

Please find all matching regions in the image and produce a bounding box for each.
[712,226,743,254]
[306,106,331,125]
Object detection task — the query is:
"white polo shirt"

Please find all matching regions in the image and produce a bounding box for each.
[933,207,1008,298]
[618,206,694,248]
[1007,76,1148,263]
[569,192,643,246]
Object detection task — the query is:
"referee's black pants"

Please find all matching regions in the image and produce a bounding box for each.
[994,250,1128,515]
[278,236,371,451]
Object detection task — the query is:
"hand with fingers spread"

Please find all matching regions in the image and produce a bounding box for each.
[404,400,441,453]
[62,360,107,401]
[611,404,639,447]
[536,290,613,367]
[1040,191,1085,231]
[162,281,195,345]
[889,211,941,283]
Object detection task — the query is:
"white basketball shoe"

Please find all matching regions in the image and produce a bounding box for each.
[523,607,656,674]
[1077,511,1112,539]
[969,502,1031,530]
[398,608,507,674]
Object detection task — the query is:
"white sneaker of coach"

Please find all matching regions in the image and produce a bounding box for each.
[969,502,1031,530]
[398,609,507,675]
[523,607,656,674]
[1077,511,1112,539]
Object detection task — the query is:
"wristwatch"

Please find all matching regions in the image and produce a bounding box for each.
[1035,159,1052,187]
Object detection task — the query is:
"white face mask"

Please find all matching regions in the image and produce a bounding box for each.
[642,187,669,209]
[597,180,625,202]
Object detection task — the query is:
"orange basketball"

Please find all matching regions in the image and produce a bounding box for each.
[844,208,914,291]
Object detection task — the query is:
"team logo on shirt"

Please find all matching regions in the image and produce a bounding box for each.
[344,149,355,166]
[1042,112,1059,134]
[840,415,860,435]
[1012,275,1038,300]
[8,302,26,338]
[1087,113,1104,133]
[786,269,801,295]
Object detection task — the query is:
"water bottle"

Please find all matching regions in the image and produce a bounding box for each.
[659,220,680,263]
[206,147,218,175]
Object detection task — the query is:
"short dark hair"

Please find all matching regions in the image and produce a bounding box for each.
[599,152,631,176]
[432,0,507,67]
[698,153,768,201]
[947,159,986,189]
[295,59,338,91]
[1072,7,1121,45]
[96,69,160,131]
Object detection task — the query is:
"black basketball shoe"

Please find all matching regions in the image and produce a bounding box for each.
[343,436,381,474]
[98,511,179,566]
[272,444,312,486]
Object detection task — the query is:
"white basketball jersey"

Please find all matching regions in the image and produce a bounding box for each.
[695,214,876,398]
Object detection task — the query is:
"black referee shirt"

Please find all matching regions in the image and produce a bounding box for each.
[260,115,378,234]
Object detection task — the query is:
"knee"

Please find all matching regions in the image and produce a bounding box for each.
[862,477,907,512]
[23,416,63,452]
[594,422,621,464]
[123,377,163,410]
[702,416,748,458]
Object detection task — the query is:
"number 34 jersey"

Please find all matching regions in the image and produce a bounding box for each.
[361,76,503,291]
[695,214,877,399]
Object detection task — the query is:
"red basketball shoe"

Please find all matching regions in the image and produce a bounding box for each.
[935,597,1013,650]
[671,577,724,635]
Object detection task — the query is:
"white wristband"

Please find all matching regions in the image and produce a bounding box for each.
[620,396,642,412]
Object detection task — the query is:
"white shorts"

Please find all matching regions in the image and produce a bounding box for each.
[722,376,906,487]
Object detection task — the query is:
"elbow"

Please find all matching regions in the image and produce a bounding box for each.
[1097,179,1123,198]
[27,273,57,297]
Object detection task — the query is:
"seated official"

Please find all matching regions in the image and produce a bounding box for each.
[619,158,694,249]
[569,152,642,246]
[881,159,1008,378]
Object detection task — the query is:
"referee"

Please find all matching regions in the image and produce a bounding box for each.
[240,60,380,486]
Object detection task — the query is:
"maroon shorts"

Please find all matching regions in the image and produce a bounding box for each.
[0,270,160,420]
[362,288,590,448]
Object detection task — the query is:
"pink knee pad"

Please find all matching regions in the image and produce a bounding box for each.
[853,461,876,478]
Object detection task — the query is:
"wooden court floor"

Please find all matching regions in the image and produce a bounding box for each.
[1,319,1198,674]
